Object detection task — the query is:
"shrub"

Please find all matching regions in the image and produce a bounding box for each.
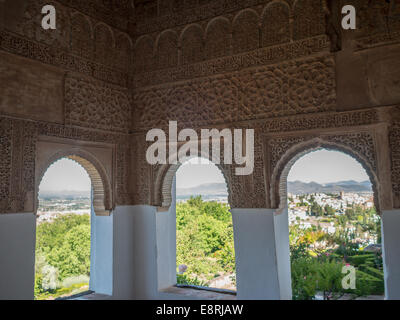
[353,270,384,296]
[346,254,376,266]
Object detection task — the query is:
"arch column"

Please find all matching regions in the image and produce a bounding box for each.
[381,209,400,299]
[231,207,292,300]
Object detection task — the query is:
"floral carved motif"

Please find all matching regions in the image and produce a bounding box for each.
[133,54,336,130]
[65,74,131,133]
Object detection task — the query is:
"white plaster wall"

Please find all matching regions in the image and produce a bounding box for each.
[381,209,400,300]
[90,209,113,295]
[273,208,292,300]
[156,178,177,290]
[112,205,158,299]
[0,213,36,300]
[231,208,291,300]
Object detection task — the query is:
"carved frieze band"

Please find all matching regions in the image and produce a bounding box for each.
[133,53,336,130]
[56,0,133,32]
[345,0,400,50]
[0,31,129,88]
[133,35,330,88]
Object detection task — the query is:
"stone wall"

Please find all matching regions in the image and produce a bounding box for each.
[0,0,400,213]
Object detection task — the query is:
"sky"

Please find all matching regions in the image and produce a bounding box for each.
[39,150,370,192]
[176,157,226,188]
[287,149,369,184]
[39,158,91,192]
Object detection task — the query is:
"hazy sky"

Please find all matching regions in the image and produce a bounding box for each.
[287,150,369,184]
[176,157,226,188]
[39,150,370,192]
[40,158,91,192]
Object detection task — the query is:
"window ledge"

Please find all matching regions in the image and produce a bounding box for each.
[160,285,237,300]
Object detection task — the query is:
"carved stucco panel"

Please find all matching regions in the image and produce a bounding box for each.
[65,74,131,133]
[133,54,336,131]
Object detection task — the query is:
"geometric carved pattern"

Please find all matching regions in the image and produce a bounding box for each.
[1,1,399,214]
[0,115,132,214]
[390,124,400,208]
[348,0,400,49]
[131,134,151,205]
[5,0,133,75]
[136,0,325,76]
[133,54,336,130]
[133,35,331,88]
[135,2,328,74]
[0,30,129,88]
[260,109,379,133]
[65,74,131,134]
[15,0,70,50]
[0,118,12,212]
[0,118,37,213]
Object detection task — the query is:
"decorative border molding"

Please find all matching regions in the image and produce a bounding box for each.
[133,35,330,88]
[135,0,286,35]
[0,30,129,88]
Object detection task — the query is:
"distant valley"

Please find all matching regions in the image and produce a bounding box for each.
[38,180,373,202]
[39,190,90,200]
[177,180,372,199]
[287,180,372,195]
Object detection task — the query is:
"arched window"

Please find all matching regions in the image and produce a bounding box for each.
[35,153,113,300]
[35,158,92,300]
[175,157,236,292]
[286,149,384,300]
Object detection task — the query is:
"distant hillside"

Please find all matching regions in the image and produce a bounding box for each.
[288,180,372,195]
[39,180,372,200]
[177,183,228,197]
[39,190,90,200]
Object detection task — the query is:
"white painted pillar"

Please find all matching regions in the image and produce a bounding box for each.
[112,205,159,299]
[231,208,292,300]
[156,178,177,290]
[90,210,113,295]
[381,209,400,299]
[0,213,36,300]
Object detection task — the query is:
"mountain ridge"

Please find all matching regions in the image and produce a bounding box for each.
[39,180,373,200]
[177,180,372,197]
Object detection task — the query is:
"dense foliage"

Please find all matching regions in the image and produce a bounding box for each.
[176,197,235,287]
[35,214,91,300]
[289,205,384,300]
[34,196,384,300]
